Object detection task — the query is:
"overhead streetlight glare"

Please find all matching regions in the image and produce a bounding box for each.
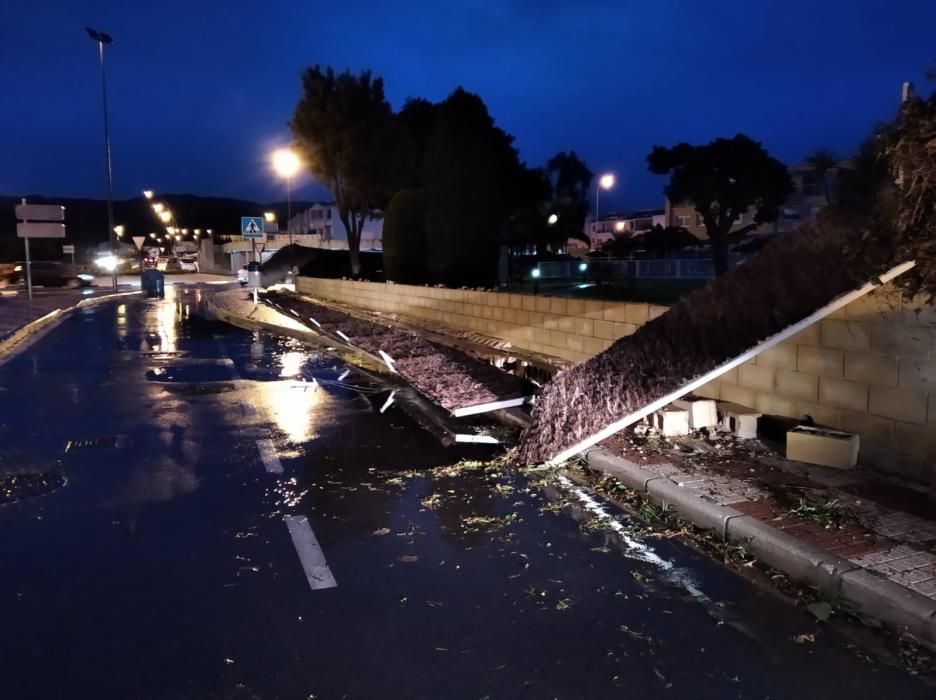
[271,148,301,178]
[114,225,125,235]
[547,213,559,225]
[143,190,153,199]
[159,210,172,223]
[599,173,616,190]
[149,233,156,239]
[153,202,165,213]
[531,268,541,279]
[614,221,626,232]
[264,211,276,223]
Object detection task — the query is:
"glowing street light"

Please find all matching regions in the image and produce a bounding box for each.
[547,213,559,225]
[181,228,188,234]
[271,147,301,247]
[149,233,157,239]
[159,210,172,224]
[206,229,213,235]
[595,172,616,224]
[152,202,165,213]
[114,225,125,236]
[264,211,276,223]
[194,228,201,235]
[143,190,153,199]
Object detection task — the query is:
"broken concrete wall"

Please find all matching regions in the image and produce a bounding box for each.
[295,276,936,486]
[295,276,667,364]
[694,285,936,486]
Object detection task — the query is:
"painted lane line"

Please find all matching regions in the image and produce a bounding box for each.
[256,439,283,474]
[284,515,338,591]
[556,475,709,603]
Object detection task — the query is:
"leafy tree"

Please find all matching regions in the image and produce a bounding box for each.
[394,98,437,189]
[805,148,838,204]
[503,166,553,255]
[382,189,428,283]
[423,88,521,286]
[545,151,593,247]
[647,134,793,275]
[290,66,394,275]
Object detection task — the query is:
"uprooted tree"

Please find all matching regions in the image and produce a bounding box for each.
[290,66,395,276]
[647,134,794,276]
[519,85,936,465]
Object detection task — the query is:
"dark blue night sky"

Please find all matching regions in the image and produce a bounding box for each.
[4,0,935,210]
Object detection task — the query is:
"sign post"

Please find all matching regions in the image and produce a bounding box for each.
[63,244,76,266]
[15,199,66,301]
[241,217,265,305]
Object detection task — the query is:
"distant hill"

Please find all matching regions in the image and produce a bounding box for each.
[0,194,324,262]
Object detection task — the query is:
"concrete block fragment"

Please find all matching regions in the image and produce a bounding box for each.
[786,425,859,469]
[672,397,718,429]
[717,401,761,439]
[652,407,690,436]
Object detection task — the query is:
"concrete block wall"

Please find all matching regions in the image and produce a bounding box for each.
[294,276,667,363]
[695,287,936,485]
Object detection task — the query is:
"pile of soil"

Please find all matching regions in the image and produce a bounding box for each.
[518,217,894,464]
[263,290,529,412]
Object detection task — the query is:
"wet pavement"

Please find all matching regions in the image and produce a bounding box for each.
[0,285,931,699]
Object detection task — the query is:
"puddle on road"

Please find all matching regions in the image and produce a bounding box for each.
[146,365,236,383]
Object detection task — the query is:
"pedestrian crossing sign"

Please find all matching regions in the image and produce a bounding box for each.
[241,216,265,239]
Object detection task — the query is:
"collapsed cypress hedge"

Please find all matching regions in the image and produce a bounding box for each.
[517,217,893,464]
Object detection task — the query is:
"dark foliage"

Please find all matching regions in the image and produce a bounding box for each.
[647,134,794,275]
[383,189,429,283]
[296,248,385,281]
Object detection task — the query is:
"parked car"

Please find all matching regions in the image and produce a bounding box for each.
[164,257,183,273]
[179,255,199,273]
[8,261,92,288]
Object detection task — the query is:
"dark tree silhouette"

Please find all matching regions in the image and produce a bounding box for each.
[290,66,395,275]
[805,148,838,204]
[648,134,793,275]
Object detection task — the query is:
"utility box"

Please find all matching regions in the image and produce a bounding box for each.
[672,397,718,430]
[717,401,761,439]
[787,426,859,469]
[653,407,690,436]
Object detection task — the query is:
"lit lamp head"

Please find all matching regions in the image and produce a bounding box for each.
[531,268,541,279]
[143,190,153,200]
[159,210,172,223]
[113,225,125,237]
[153,202,165,214]
[614,221,626,232]
[271,148,301,179]
[599,173,616,190]
[264,211,276,223]
[547,213,559,225]
[578,262,588,273]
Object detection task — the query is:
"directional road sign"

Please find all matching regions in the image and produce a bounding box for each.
[17,222,65,239]
[15,204,65,222]
[62,244,75,254]
[241,216,265,239]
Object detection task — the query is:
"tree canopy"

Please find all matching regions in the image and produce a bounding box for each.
[290,66,395,275]
[647,134,793,275]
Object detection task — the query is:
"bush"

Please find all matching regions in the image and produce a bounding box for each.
[383,189,429,283]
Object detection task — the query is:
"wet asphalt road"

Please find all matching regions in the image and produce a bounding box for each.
[0,285,930,699]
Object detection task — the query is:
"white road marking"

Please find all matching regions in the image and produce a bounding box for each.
[256,439,283,474]
[284,515,338,591]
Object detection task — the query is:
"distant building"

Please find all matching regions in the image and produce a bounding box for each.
[286,203,383,251]
[575,208,667,252]
[664,160,851,241]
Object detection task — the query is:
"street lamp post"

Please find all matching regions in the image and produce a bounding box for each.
[271,148,301,248]
[86,27,117,293]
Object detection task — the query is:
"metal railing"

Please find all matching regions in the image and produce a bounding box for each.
[533,255,746,281]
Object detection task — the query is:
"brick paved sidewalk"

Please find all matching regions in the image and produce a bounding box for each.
[0,291,93,341]
[602,431,936,602]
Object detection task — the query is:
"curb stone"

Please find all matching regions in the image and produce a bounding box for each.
[584,446,936,646]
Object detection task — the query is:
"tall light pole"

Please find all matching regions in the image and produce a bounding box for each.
[86,27,117,292]
[271,147,301,247]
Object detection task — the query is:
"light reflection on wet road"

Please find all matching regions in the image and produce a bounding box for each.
[0,286,930,699]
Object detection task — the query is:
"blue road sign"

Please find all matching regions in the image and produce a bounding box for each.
[241,216,265,239]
